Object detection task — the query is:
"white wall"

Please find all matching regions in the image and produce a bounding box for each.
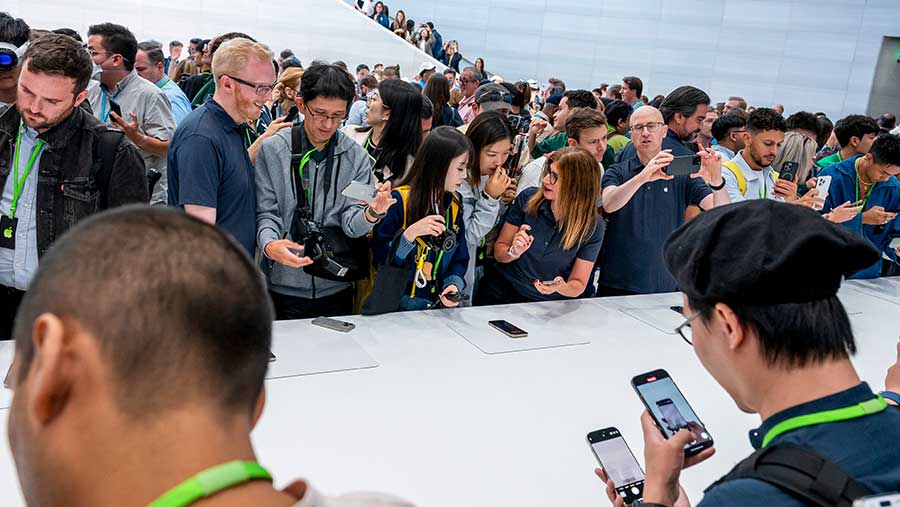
[8,0,900,119]
[5,0,444,81]
[384,0,900,119]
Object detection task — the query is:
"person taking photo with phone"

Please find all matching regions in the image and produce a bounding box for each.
[255,63,395,320]
[597,106,728,297]
[818,134,900,279]
[475,147,604,304]
[370,126,471,311]
[596,200,900,507]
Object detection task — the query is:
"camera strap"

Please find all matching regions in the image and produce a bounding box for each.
[290,123,336,212]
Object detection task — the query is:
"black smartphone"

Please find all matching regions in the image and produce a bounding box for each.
[670,306,684,315]
[631,369,713,456]
[443,291,465,303]
[587,427,645,504]
[778,161,799,182]
[109,99,122,119]
[489,320,528,338]
[284,105,299,123]
[663,154,701,176]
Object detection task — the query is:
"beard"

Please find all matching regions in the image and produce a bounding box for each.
[18,104,75,132]
[748,145,769,167]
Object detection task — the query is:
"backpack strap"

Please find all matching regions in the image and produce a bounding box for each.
[705,443,872,507]
[94,129,125,209]
[722,161,746,196]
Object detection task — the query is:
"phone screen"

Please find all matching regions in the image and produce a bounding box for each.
[588,428,644,503]
[489,320,527,337]
[633,371,712,454]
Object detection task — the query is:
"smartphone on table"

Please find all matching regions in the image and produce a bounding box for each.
[632,369,713,456]
[663,154,701,176]
[312,317,356,333]
[587,427,645,504]
[489,320,528,338]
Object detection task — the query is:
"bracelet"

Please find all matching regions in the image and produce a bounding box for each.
[506,247,520,260]
[708,178,726,191]
[366,206,387,220]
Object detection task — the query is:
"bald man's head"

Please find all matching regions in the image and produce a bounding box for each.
[629,106,667,155]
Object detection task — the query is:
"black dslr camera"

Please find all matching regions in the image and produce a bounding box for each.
[290,208,349,278]
[421,228,457,253]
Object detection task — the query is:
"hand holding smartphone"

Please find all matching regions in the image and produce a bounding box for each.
[587,427,644,503]
[632,369,714,456]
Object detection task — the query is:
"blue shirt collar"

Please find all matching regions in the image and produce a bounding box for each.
[748,382,875,449]
[204,99,243,133]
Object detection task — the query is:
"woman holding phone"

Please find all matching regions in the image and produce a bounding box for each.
[475,147,605,305]
[370,127,472,311]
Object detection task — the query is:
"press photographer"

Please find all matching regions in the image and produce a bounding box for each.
[255,63,394,320]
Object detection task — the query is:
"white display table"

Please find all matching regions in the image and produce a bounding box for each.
[0,279,897,506]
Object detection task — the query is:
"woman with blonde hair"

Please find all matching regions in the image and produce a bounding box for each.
[269,67,303,119]
[773,130,818,186]
[475,147,605,305]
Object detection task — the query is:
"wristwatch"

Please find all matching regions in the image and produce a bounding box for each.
[880,390,900,406]
[366,206,386,220]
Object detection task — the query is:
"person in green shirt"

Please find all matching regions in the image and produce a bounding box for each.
[529,89,599,159]
[604,99,633,153]
[815,114,879,171]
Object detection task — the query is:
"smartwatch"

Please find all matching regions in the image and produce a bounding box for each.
[880,390,900,406]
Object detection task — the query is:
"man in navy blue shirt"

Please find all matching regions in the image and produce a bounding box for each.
[598,106,729,296]
[596,200,900,507]
[615,86,711,163]
[167,37,275,254]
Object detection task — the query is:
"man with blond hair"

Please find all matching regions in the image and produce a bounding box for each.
[167,37,276,254]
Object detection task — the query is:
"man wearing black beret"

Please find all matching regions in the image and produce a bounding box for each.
[596,200,900,507]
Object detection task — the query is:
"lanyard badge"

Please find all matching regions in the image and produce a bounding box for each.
[1,123,44,250]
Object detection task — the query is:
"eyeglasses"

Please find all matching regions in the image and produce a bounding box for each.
[225,75,276,97]
[542,163,559,185]
[674,311,700,345]
[85,47,113,58]
[630,122,664,133]
[304,103,346,123]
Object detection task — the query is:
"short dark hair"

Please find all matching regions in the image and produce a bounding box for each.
[785,111,819,135]
[300,63,355,105]
[745,108,786,134]
[565,108,607,141]
[604,99,632,128]
[382,65,400,79]
[688,295,854,368]
[87,22,138,70]
[443,68,457,77]
[359,75,378,90]
[548,77,566,91]
[169,40,183,48]
[711,113,747,142]
[501,81,524,108]
[23,34,93,95]
[51,28,81,43]
[622,76,643,96]
[332,60,348,71]
[280,48,294,59]
[869,134,900,167]
[189,37,202,45]
[0,11,30,46]
[563,89,598,110]
[879,113,897,131]
[137,41,165,66]
[608,84,622,100]
[12,206,273,417]
[421,94,434,120]
[833,115,880,147]
[659,86,710,124]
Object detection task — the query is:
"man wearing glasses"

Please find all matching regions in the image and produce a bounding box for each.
[597,106,729,297]
[86,23,176,205]
[167,37,275,255]
[710,113,746,162]
[456,66,481,125]
[254,63,395,320]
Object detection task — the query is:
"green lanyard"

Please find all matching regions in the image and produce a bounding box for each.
[297,140,329,202]
[147,461,272,507]
[156,77,171,89]
[9,123,44,221]
[761,396,888,448]
[855,158,877,211]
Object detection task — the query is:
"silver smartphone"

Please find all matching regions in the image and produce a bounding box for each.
[341,181,377,202]
[312,317,356,333]
[3,361,12,389]
[854,494,900,507]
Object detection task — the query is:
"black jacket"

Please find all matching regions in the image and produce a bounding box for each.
[0,105,148,257]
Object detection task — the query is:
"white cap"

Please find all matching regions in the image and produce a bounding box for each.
[418,62,437,74]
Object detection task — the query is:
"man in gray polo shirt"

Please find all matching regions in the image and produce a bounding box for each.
[87,23,175,205]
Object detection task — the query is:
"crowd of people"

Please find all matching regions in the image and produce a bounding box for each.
[2,9,900,507]
[352,0,470,73]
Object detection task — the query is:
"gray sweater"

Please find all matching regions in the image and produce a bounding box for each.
[255,125,376,299]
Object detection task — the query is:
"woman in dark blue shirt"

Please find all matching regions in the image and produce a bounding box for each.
[475,147,605,304]
[371,127,473,310]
